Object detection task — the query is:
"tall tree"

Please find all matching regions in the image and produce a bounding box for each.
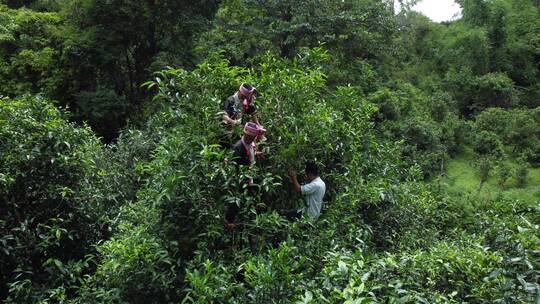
[197,0,396,67]
[457,0,490,26]
[0,5,64,97]
[59,0,219,140]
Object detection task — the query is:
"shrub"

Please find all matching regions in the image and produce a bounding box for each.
[476,108,510,139]
[304,238,507,303]
[473,130,504,158]
[72,50,381,302]
[445,69,516,116]
[475,156,493,193]
[514,158,529,188]
[496,162,512,188]
[0,95,103,302]
[76,225,176,304]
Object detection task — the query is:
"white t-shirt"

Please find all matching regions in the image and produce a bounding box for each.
[300,177,326,220]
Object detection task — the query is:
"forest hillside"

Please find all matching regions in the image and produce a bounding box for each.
[1,0,540,303]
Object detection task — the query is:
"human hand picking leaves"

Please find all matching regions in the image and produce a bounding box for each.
[288,169,297,178]
[288,169,301,193]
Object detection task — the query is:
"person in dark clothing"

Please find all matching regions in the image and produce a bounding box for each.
[217,83,261,148]
[224,83,259,124]
[231,122,259,166]
[225,122,266,229]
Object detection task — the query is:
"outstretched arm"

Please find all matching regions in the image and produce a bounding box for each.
[251,112,260,125]
[288,169,302,193]
[223,113,240,125]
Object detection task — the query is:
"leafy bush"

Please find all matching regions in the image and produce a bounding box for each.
[366,84,458,177]
[0,95,102,302]
[475,107,540,155]
[445,69,516,116]
[300,238,507,303]
[475,156,493,193]
[475,107,511,139]
[76,225,176,303]
[70,49,378,301]
[473,130,504,158]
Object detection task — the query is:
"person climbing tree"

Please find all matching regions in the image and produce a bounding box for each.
[225,122,266,229]
[218,83,261,148]
[285,163,326,221]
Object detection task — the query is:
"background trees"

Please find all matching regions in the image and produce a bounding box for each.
[0,5,63,97]
[58,0,220,140]
[196,0,397,85]
[0,1,219,141]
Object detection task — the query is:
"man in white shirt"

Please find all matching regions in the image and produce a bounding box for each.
[287,163,326,220]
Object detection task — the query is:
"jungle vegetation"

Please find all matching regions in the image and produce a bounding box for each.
[1,0,540,303]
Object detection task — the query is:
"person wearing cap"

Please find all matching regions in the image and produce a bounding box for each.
[218,83,260,147]
[225,122,266,229]
[286,163,326,221]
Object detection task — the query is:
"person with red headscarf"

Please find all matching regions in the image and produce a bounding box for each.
[224,83,259,124]
[231,122,264,166]
[218,83,261,147]
[225,122,266,229]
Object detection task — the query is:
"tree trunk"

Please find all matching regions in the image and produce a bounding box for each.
[440,157,445,176]
[477,180,485,195]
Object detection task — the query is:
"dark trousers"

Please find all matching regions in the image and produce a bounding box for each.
[225,203,240,223]
[282,209,303,221]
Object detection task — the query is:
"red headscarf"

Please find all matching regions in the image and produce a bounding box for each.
[243,122,266,136]
[239,83,256,112]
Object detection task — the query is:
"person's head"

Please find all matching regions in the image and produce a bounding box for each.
[305,162,319,181]
[238,83,255,99]
[243,122,260,144]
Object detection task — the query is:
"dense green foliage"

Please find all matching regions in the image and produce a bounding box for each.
[0,5,63,97]
[1,0,540,303]
[0,95,101,300]
[0,1,218,140]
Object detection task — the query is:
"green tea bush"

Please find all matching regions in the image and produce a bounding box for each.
[0,95,147,302]
[242,242,308,302]
[183,258,245,303]
[75,224,176,303]
[0,95,103,302]
[72,49,397,303]
[297,238,506,303]
[472,199,540,302]
[4,48,536,303]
